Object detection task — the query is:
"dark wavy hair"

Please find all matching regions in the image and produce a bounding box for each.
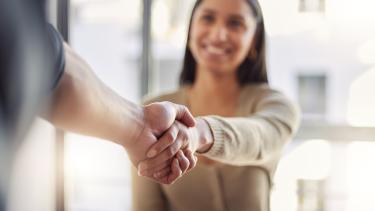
[179,0,268,86]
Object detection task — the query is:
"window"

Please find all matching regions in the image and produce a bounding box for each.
[299,0,325,13]
[150,0,196,94]
[297,74,327,120]
[65,1,142,210]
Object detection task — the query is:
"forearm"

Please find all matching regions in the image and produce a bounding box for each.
[199,111,299,166]
[200,116,287,165]
[44,44,144,147]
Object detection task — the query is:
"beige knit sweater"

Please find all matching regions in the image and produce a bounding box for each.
[131,84,300,211]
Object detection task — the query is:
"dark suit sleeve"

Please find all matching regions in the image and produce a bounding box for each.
[45,24,65,89]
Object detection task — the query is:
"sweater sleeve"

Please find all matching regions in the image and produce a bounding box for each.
[200,90,300,166]
[131,167,168,211]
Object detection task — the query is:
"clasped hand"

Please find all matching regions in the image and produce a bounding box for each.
[125,102,211,185]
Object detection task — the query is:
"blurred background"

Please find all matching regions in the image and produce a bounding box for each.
[9,0,375,211]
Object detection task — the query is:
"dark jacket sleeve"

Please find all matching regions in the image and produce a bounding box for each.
[45,24,65,89]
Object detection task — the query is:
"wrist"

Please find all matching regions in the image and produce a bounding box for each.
[117,102,146,149]
[195,117,213,153]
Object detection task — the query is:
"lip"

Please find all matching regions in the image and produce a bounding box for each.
[201,43,232,59]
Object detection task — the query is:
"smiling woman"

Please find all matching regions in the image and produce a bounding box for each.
[142,0,375,210]
[181,0,268,86]
[188,0,257,75]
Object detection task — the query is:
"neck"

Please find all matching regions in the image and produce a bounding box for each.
[190,66,241,102]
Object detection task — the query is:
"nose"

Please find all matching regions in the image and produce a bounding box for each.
[209,23,228,43]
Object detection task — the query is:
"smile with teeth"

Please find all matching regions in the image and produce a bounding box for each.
[204,45,230,56]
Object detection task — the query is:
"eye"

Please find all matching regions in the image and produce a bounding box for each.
[200,14,215,23]
[228,19,244,29]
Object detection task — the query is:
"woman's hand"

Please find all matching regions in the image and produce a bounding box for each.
[137,118,213,184]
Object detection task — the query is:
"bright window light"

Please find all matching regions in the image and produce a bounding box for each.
[347,67,375,127]
[358,39,375,65]
[347,142,375,211]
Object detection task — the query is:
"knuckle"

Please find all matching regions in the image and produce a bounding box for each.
[180,159,188,168]
[165,133,175,144]
[181,133,188,141]
[152,146,160,153]
[166,147,175,157]
[179,135,188,146]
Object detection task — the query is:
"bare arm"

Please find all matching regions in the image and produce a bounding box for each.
[45,44,144,147]
[43,44,197,184]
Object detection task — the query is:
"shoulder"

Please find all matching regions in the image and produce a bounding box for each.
[241,83,293,104]
[240,83,280,106]
[242,83,280,96]
[242,83,301,132]
[142,88,186,105]
[241,83,300,117]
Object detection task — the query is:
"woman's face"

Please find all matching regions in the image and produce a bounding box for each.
[189,0,258,76]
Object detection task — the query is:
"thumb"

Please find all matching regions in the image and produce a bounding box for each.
[172,103,195,127]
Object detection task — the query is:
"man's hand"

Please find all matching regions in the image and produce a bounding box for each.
[124,102,197,184]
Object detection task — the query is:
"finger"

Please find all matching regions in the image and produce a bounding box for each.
[156,175,170,185]
[177,150,189,174]
[138,134,185,174]
[147,124,179,158]
[184,149,197,171]
[153,151,189,183]
[167,158,182,184]
[153,166,171,179]
[172,103,195,127]
[138,159,170,177]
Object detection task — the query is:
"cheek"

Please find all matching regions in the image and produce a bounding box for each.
[237,32,256,57]
[188,35,198,56]
[246,30,256,45]
[188,25,206,55]
[188,27,199,49]
[188,36,201,63]
[246,27,257,48]
[244,37,254,54]
[190,24,205,43]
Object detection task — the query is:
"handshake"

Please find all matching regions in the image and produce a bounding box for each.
[124,102,213,185]
[52,44,213,185]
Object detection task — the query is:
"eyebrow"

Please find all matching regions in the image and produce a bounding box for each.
[200,8,216,14]
[229,14,246,22]
[200,8,248,22]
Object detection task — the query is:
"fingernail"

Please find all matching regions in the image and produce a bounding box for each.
[147,149,157,158]
[174,158,179,166]
[138,163,147,174]
[137,168,142,176]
